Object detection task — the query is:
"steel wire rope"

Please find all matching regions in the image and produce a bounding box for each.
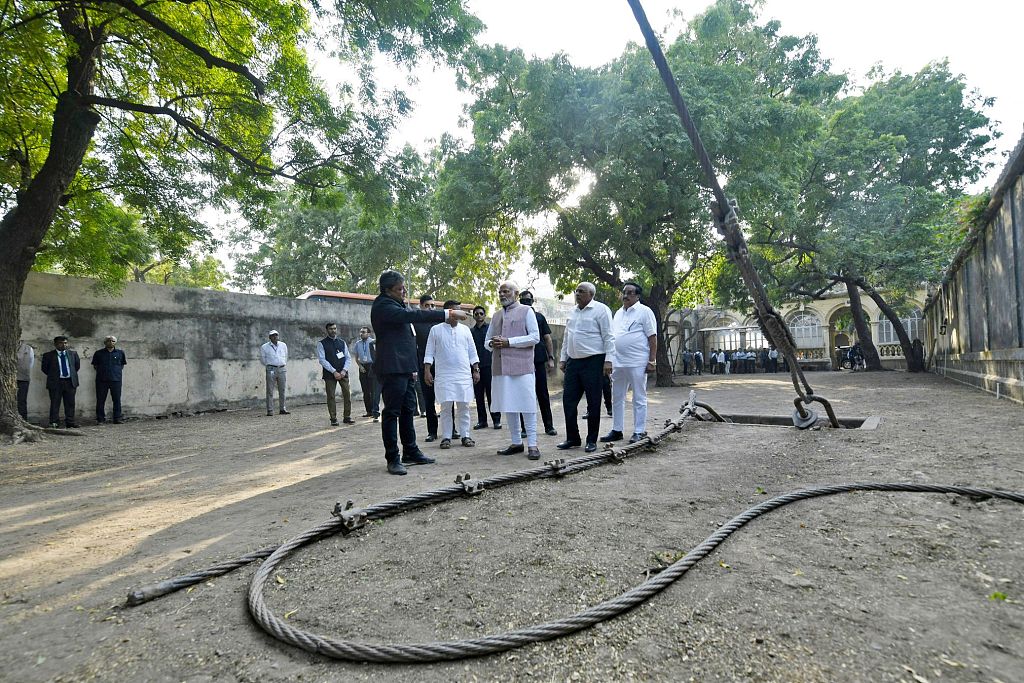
[125,406,697,607]
[624,0,838,428]
[247,482,1024,663]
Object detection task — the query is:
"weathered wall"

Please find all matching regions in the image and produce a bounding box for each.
[17,272,567,422]
[926,131,1024,404]
[18,272,383,421]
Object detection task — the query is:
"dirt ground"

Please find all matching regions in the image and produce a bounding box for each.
[1,370,1022,683]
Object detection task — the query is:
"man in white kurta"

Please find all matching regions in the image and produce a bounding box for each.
[423,301,480,448]
[485,281,542,459]
[603,282,658,444]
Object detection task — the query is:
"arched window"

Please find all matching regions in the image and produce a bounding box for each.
[787,312,822,348]
[877,308,923,344]
[708,316,740,351]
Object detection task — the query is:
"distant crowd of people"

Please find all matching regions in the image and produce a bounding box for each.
[680,346,783,376]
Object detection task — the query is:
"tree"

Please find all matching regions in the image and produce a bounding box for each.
[231,142,523,302]
[742,61,996,371]
[0,0,481,438]
[447,0,843,385]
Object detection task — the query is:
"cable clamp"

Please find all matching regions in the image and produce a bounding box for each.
[455,473,484,496]
[331,500,367,531]
[544,458,567,476]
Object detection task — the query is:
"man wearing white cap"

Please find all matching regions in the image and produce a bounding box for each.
[92,335,127,424]
[260,330,289,416]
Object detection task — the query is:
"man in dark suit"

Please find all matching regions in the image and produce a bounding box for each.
[370,270,468,475]
[40,335,80,428]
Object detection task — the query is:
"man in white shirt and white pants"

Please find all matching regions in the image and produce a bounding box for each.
[260,330,289,416]
[557,281,615,453]
[424,300,481,449]
[602,282,658,444]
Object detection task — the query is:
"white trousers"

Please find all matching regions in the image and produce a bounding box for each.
[611,365,648,435]
[505,411,537,447]
[440,401,471,439]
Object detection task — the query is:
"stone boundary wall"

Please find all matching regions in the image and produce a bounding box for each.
[925,130,1024,404]
[17,272,566,422]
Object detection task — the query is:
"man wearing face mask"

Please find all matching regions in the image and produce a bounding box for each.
[518,290,557,436]
[602,282,657,444]
[486,281,542,460]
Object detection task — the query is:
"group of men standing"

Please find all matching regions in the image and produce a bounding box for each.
[367,270,658,475]
[15,335,127,428]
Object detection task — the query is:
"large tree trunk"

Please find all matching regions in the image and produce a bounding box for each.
[646,284,674,387]
[857,279,924,372]
[844,278,883,371]
[0,16,102,438]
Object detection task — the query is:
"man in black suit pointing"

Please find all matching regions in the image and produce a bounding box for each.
[370,270,468,475]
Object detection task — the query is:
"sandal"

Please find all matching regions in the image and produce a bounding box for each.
[439,438,452,449]
[461,437,475,447]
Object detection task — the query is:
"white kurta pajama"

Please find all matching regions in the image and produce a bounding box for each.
[424,322,479,440]
[486,306,540,446]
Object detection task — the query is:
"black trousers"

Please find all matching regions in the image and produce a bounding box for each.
[48,379,77,425]
[17,380,29,420]
[473,365,500,426]
[562,354,605,445]
[535,361,554,430]
[379,372,420,462]
[96,379,123,421]
[358,364,380,416]
[418,363,438,436]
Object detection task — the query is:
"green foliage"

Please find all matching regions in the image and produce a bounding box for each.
[0,0,482,286]
[140,256,229,290]
[231,143,523,303]
[451,0,844,318]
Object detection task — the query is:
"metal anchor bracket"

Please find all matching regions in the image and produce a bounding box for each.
[331,500,368,531]
[455,473,484,496]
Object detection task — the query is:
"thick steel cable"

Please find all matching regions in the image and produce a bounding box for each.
[126,407,697,606]
[624,0,838,427]
[248,482,1024,663]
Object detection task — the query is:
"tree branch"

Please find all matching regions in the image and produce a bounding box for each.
[104,0,265,96]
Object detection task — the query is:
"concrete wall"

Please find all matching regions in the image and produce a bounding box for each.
[18,272,384,422]
[925,130,1024,404]
[17,272,568,423]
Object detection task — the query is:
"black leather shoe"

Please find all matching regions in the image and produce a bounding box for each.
[387,461,408,475]
[279,409,290,415]
[629,432,648,444]
[402,451,436,465]
[330,419,340,426]
[112,418,124,424]
[599,430,623,443]
[343,417,356,424]
[606,408,612,416]
[496,444,525,455]
[66,423,80,429]
[520,430,527,438]
[473,423,488,430]
[581,412,589,420]
[545,427,558,436]
[424,434,437,442]
[492,422,502,430]
[452,430,460,439]
[584,442,598,453]
[556,440,581,450]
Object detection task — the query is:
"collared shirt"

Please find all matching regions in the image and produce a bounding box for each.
[17,341,35,382]
[560,299,614,363]
[354,337,375,364]
[92,347,127,382]
[316,336,351,374]
[260,341,288,366]
[612,302,657,367]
